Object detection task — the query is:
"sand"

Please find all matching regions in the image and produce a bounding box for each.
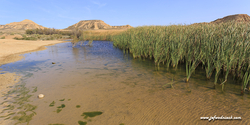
[0,39,68,93]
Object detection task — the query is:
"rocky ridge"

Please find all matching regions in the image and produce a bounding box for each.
[65,20,133,30]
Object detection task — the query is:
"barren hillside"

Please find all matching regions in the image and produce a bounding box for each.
[0,19,46,30]
[192,14,250,25]
[211,14,250,24]
[65,20,133,30]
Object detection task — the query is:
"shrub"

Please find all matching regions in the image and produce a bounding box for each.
[13,36,37,40]
[26,29,34,34]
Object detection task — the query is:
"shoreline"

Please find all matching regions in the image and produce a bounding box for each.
[0,39,69,66]
[0,39,69,94]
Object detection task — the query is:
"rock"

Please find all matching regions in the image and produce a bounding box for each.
[38,94,44,99]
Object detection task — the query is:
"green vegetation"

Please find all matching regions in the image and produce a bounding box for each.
[0,83,37,125]
[14,34,70,40]
[81,111,103,119]
[80,31,110,41]
[71,35,80,46]
[56,104,65,113]
[11,28,76,41]
[57,104,65,108]
[79,30,125,41]
[26,28,78,36]
[56,108,62,113]
[71,30,125,46]
[78,121,87,125]
[59,98,65,101]
[0,36,5,39]
[88,40,93,46]
[111,21,250,93]
[31,87,37,93]
[14,36,37,40]
[163,78,176,89]
[49,101,55,107]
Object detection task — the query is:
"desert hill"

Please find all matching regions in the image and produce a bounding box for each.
[211,14,250,24]
[0,19,46,30]
[65,20,133,30]
[192,14,250,25]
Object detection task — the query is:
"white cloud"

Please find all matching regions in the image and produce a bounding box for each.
[92,1,106,7]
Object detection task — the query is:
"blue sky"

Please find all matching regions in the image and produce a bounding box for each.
[0,0,249,29]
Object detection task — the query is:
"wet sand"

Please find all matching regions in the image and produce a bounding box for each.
[0,73,20,93]
[0,39,68,93]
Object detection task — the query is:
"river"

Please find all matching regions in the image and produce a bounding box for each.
[0,41,249,125]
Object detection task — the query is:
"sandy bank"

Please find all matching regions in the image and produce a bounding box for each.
[0,39,68,93]
[0,39,68,66]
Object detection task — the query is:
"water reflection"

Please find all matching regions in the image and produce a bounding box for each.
[72,47,80,63]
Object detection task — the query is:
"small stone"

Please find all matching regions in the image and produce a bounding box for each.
[52,62,56,64]
[38,94,44,99]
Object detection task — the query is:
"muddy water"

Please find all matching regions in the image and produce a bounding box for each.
[0,41,250,125]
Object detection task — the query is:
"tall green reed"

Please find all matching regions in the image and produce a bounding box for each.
[111,21,250,92]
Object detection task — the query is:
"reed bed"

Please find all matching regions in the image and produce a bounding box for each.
[80,30,127,41]
[111,21,250,93]
[72,29,127,46]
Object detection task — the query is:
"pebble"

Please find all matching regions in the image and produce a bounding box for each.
[38,94,44,99]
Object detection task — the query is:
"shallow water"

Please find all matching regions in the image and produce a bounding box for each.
[0,41,249,125]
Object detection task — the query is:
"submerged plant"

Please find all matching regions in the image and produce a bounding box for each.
[71,35,79,47]
[88,40,93,46]
[0,83,37,124]
[81,111,103,119]
[163,78,175,89]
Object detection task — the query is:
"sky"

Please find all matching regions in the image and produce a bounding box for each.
[0,0,249,29]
